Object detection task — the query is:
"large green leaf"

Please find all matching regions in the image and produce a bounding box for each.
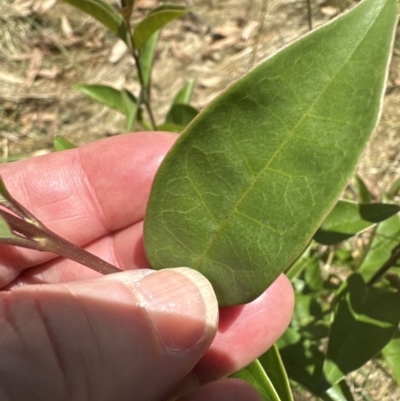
[314,201,400,245]
[144,0,398,305]
[232,359,281,401]
[61,0,124,35]
[133,5,188,50]
[321,274,400,391]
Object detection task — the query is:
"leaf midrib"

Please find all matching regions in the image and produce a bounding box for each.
[191,3,383,271]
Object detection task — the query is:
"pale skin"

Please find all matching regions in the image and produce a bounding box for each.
[0,132,294,401]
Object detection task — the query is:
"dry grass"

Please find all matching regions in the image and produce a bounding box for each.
[1,0,400,399]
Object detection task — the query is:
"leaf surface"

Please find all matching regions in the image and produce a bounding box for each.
[355,175,371,203]
[173,78,196,105]
[258,345,294,401]
[61,0,123,34]
[382,330,400,386]
[133,5,188,50]
[321,274,400,390]
[138,32,159,89]
[165,104,198,127]
[358,214,400,281]
[53,136,77,151]
[232,359,281,401]
[144,0,398,305]
[314,201,400,245]
[75,84,126,113]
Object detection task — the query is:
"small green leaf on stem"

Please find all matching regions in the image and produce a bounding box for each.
[165,104,198,127]
[358,214,400,281]
[54,136,77,151]
[355,175,371,203]
[321,273,400,391]
[138,31,159,89]
[232,359,282,401]
[258,345,294,401]
[133,5,188,50]
[314,201,400,245]
[383,330,400,386]
[173,79,196,105]
[61,0,124,35]
[121,89,138,131]
[75,84,127,113]
[388,177,400,199]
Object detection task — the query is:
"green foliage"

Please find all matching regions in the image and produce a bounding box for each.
[133,5,188,50]
[144,0,398,306]
[7,0,399,399]
[61,0,124,34]
[74,85,138,131]
[322,274,400,389]
[53,136,77,151]
[314,201,400,245]
[63,0,193,132]
[358,214,400,281]
[232,359,282,401]
[383,330,400,386]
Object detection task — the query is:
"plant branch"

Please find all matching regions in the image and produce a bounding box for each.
[0,179,121,276]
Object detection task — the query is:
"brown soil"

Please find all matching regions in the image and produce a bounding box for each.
[1,0,400,400]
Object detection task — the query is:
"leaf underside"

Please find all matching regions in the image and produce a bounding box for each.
[144,0,398,305]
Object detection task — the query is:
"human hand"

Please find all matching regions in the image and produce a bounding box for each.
[0,132,294,400]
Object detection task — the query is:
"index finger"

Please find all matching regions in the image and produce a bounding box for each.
[0,132,176,285]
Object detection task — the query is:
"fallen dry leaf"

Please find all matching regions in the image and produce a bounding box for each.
[135,0,157,11]
[198,75,223,88]
[170,41,192,62]
[32,0,56,14]
[108,39,128,64]
[241,20,259,41]
[211,21,240,41]
[37,66,62,80]
[320,6,338,17]
[206,35,239,52]
[12,0,56,16]
[11,0,32,16]
[61,15,74,38]
[25,48,43,89]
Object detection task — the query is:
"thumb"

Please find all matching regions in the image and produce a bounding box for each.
[0,268,218,401]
